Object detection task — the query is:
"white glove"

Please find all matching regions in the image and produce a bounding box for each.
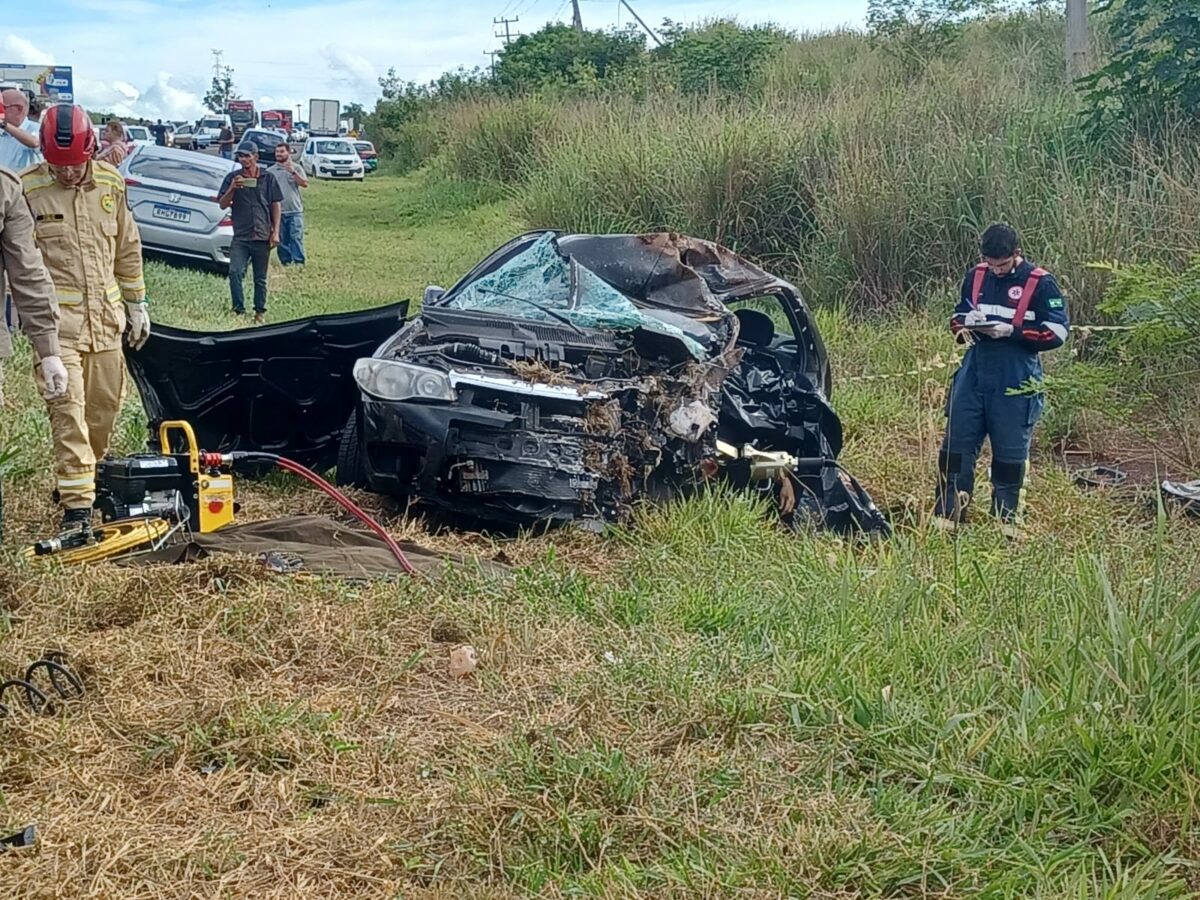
[978,321,1014,339]
[124,301,151,350]
[964,308,987,327]
[39,355,69,400]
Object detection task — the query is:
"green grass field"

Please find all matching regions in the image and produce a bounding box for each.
[1,172,1199,898]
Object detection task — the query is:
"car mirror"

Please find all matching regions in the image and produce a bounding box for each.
[423,285,446,305]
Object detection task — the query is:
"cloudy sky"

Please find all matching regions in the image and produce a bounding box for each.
[5,0,867,122]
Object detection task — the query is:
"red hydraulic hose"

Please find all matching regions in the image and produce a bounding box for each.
[231,452,417,576]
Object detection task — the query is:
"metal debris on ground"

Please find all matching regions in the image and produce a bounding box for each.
[0,652,85,718]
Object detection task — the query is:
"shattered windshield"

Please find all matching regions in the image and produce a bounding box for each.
[445,233,707,359]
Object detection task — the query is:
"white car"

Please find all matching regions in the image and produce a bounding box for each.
[125,125,153,144]
[301,137,364,181]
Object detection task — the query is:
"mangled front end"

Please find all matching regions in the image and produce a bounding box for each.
[349,232,886,534]
[352,253,740,528]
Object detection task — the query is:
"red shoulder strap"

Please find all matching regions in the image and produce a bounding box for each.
[1010,267,1046,330]
[970,263,988,308]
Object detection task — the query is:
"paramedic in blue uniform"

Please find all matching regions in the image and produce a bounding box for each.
[935,223,1069,525]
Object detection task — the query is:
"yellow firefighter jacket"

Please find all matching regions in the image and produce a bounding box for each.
[20,160,145,353]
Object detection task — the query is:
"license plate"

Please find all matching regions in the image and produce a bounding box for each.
[152,204,191,223]
[335,170,349,176]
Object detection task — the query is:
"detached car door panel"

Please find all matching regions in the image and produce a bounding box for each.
[124,302,407,468]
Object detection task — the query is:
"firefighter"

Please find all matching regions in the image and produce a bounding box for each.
[935,223,1069,527]
[1,166,69,541]
[21,103,150,530]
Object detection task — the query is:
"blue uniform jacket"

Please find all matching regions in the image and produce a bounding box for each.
[949,260,1070,391]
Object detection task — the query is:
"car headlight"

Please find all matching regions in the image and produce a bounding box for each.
[354,358,455,402]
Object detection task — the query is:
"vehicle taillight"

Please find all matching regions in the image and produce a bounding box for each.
[125,178,141,186]
[219,216,232,227]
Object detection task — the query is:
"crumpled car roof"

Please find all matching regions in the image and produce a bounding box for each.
[558,232,802,313]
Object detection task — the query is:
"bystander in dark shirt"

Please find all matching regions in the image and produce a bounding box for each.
[218,169,283,241]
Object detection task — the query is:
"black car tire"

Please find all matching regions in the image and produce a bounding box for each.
[336,408,369,488]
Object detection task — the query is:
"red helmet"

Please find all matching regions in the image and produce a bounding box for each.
[40,103,96,166]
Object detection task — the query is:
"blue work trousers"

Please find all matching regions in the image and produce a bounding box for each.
[936,344,1045,521]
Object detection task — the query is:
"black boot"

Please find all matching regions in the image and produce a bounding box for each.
[60,507,93,532]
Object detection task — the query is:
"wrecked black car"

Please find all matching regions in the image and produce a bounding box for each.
[127,232,886,535]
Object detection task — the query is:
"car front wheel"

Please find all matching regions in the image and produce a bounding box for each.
[335,408,369,488]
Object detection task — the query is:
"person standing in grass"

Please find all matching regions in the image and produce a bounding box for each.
[269,142,308,265]
[218,141,281,324]
[935,223,1069,528]
[22,103,149,532]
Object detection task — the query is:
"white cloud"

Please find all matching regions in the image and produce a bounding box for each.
[2,35,54,65]
[320,45,378,97]
[137,71,206,121]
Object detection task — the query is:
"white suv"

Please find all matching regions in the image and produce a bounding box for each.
[301,137,365,181]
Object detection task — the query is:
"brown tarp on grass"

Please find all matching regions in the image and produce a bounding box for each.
[115,515,509,580]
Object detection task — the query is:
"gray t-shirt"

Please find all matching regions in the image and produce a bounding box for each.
[219,166,283,241]
[270,164,304,214]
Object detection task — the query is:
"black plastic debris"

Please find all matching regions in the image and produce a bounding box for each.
[1162,480,1200,516]
[1074,465,1129,489]
[0,824,36,852]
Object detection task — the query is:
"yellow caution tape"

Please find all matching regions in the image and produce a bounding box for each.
[842,323,1143,384]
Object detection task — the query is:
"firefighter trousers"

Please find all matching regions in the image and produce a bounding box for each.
[38,346,126,509]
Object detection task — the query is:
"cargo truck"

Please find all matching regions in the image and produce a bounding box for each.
[225,99,257,138]
[261,109,293,134]
[308,98,340,137]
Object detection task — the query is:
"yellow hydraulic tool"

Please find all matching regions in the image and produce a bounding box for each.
[26,420,237,563]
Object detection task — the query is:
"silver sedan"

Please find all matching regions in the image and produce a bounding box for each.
[118,145,239,271]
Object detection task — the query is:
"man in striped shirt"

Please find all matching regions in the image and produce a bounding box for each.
[935,223,1069,526]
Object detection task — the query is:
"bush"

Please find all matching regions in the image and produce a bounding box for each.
[654,19,793,95]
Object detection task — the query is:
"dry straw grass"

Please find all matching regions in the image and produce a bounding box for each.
[0,473,613,897]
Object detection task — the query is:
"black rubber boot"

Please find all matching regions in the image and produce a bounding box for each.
[60,507,93,532]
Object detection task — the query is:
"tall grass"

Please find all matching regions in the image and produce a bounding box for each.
[417,13,1200,317]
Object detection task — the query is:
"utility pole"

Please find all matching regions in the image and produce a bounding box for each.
[620,0,662,47]
[493,15,519,46]
[571,0,583,32]
[210,49,224,81]
[484,50,499,77]
[1066,0,1090,80]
